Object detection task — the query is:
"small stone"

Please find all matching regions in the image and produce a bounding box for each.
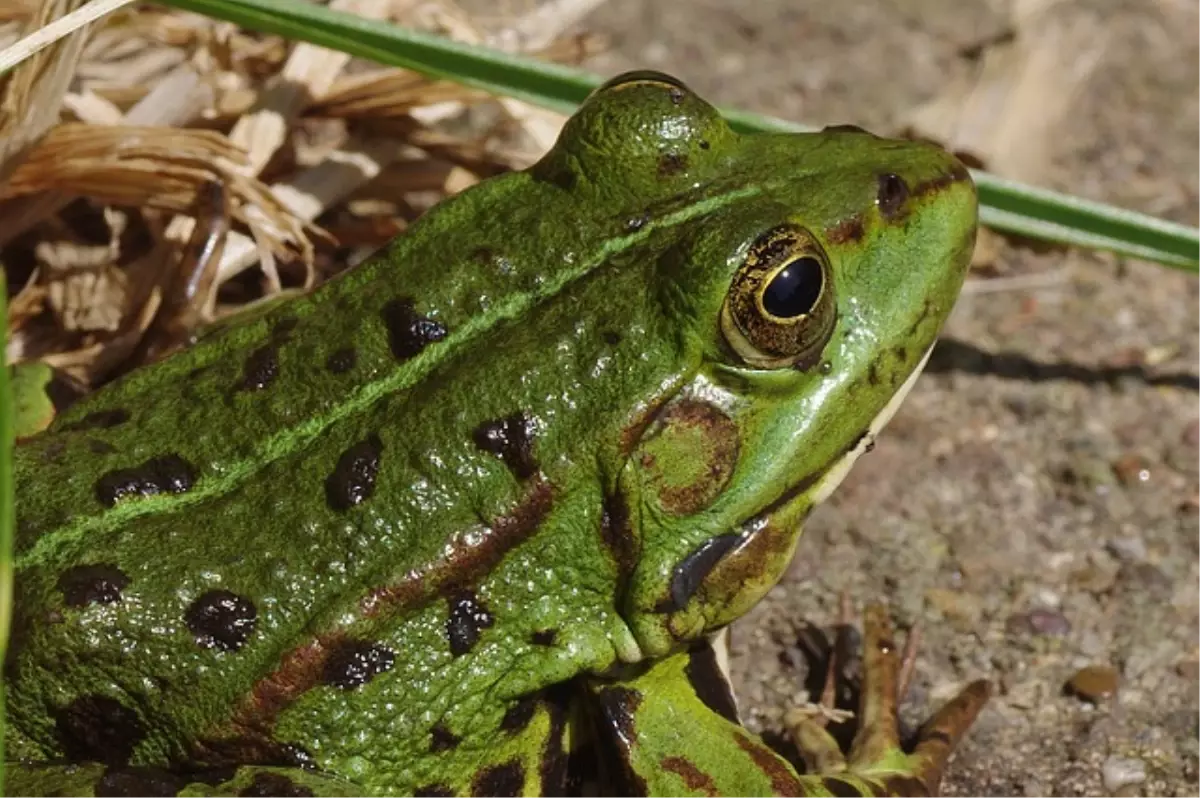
[1174,658,1199,680]
[1101,755,1146,795]
[1018,608,1072,637]
[1112,453,1153,486]
[1065,664,1120,703]
[1182,419,1199,448]
[1106,535,1147,563]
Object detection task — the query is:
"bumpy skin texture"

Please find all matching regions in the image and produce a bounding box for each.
[6,73,977,795]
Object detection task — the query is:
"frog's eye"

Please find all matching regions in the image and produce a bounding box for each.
[721,224,837,369]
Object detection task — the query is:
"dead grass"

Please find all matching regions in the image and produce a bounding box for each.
[1,0,606,388]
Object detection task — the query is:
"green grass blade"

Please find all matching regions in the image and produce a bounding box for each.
[145,0,1188,272]
[0,272,13,791]
[974,176,1198,272]
[162,0,599,114]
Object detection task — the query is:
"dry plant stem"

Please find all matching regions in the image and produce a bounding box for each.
[132,180,230,366]
[210,0,592,286]
[214,135,398,285]
[0,0,110,67]
[0,63,213,249]
[0,0,92,181]
[164,0,390,296]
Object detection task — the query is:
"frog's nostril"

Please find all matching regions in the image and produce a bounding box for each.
[875,173,910,219]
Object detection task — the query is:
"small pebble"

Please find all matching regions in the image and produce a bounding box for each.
[1174,658,1199,680]
[1102,755,1146,795]
[1006,608,1071,637]
[1111,452,1152,486]
[1182,418,1199,448]
[1065,664,1120,703]
[1107,536,1147,563]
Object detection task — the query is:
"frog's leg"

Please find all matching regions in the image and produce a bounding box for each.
[586,605,989,797]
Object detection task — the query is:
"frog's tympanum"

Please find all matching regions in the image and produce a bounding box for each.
[5,72,986,797]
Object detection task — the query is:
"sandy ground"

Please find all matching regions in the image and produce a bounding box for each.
[582,1,1199,795]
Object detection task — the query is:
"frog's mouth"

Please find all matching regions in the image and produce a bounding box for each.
[633,344,937,656]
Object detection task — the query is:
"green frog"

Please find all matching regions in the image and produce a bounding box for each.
[4,71,987,796]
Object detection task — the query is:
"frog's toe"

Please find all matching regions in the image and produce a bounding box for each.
[786,602,990,797]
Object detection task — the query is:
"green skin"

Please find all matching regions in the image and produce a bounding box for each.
[5,72,978,796]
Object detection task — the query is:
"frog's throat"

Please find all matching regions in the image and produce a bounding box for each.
[624,345,938,661]
[808,342,936,508]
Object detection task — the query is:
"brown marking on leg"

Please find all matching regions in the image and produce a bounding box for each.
[659,757,718,796]
[732,733,803,796]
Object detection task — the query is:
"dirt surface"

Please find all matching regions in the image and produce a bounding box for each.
[582,1,1199,795]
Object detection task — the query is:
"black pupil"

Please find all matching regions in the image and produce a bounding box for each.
[762,258,823,319]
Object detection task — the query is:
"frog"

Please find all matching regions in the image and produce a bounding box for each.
[3,70,986,797]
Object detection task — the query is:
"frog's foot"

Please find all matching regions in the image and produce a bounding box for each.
[785,602,990,797]
[581,605,986,798]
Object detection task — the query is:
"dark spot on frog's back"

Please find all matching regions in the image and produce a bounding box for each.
[239,344,279,391]
[325,346,356,374]
[62,408,130,432]
[381,297,447,360]
[660,533,742,613]
[657,151,688,177]
[471,760,525,797]
[321,640,395,690]
[58,564,130,607]
[56,695,145,764]
[530,628,557,646]
[472,413,538,480]
[429,723,461,753]
[237,772,314,797]
[446,591,494,657]
[185,589,257,652]
[95,454,197,507]
[325,434,383,511]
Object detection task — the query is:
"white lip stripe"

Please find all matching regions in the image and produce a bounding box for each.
[810,344,936,508]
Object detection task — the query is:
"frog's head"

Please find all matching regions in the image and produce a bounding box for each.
[575,73,978,658]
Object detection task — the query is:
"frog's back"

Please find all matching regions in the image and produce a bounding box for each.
[6,144,697,789]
